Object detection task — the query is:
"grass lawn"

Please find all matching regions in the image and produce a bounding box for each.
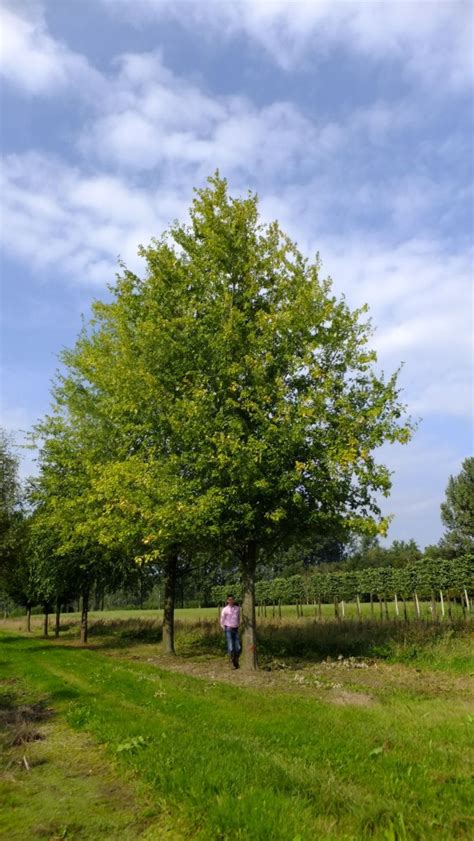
[1,618,473,840]
[5,598,467,633]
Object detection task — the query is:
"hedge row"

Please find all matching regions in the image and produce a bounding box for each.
[211,556,473,614]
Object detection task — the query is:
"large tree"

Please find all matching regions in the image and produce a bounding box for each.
[440,457,474,557]
[32,175,413,668]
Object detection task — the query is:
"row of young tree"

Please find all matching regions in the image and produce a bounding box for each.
[211,555,473,620]
[0,177,471,668]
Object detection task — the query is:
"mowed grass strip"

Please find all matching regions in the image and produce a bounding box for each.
[1,632,472,840]
[0,681,190,840]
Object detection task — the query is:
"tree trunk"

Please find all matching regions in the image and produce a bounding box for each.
[318,597,322,621]
[240,541,258,670]
[278,600,282,620]
[402,596,408,622]
[378,595,383,620]
[26,605,32,632]
[439,589,445,618]
[43,607,49,637]
[356,594,361,621]
[447,592,453,619]
[384,595,389,620]
[162,553,177,654]
[394,593,400,618]
[54,604,61,638]
[80,590,89,644]
[370,593,374,616]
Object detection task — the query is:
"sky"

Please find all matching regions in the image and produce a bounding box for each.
[0,0,473,549]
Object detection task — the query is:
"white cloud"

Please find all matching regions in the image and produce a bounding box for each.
[2,147,471,422]
[0,153,162,283]
[1,15,470,426]
[377,435,469,547]
[314,236,473,420]
[79,50,318,179]
[0,3,103,96]
[101,0,474,91]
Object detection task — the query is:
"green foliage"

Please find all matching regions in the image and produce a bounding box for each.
[345,536,422,570]
[28,175,414,628]
[210,555,474,606]
[0,429,34,609]
[0,429,20,541]
[440,457,474,556]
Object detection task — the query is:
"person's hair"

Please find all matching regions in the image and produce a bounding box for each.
[227,593,235,600]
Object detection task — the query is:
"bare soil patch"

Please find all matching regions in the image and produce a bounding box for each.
[121,649,474,707]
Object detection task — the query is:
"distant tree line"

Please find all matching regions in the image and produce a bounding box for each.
[211,555,473,621]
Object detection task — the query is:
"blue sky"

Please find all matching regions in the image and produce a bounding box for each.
[1,0,473,548]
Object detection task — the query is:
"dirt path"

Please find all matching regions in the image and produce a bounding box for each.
[118,650,473,707]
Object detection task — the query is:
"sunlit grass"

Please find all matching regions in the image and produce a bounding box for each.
[1,630,473,839]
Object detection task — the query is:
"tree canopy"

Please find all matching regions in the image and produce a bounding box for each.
[440,457,474,557]
[29,174,414,667]
[0,429,29,605]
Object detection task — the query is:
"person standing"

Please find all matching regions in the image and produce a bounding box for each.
[220,594,241,669]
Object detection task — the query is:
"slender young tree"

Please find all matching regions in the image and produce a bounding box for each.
[0,430,24,588]
[440,458,474,557]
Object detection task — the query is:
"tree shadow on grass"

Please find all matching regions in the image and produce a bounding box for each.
[76,616,471,665]
[86,617,164,649]
[257,618,471,663]
[9,615,469,668]
[0,687,54,748]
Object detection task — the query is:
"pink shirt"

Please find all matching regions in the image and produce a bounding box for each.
[220,604,241,629]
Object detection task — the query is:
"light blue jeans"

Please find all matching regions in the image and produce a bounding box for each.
[224,626,241,655]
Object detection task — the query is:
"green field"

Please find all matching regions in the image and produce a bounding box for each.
[4,595,468,633]
[1,614,473,840]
